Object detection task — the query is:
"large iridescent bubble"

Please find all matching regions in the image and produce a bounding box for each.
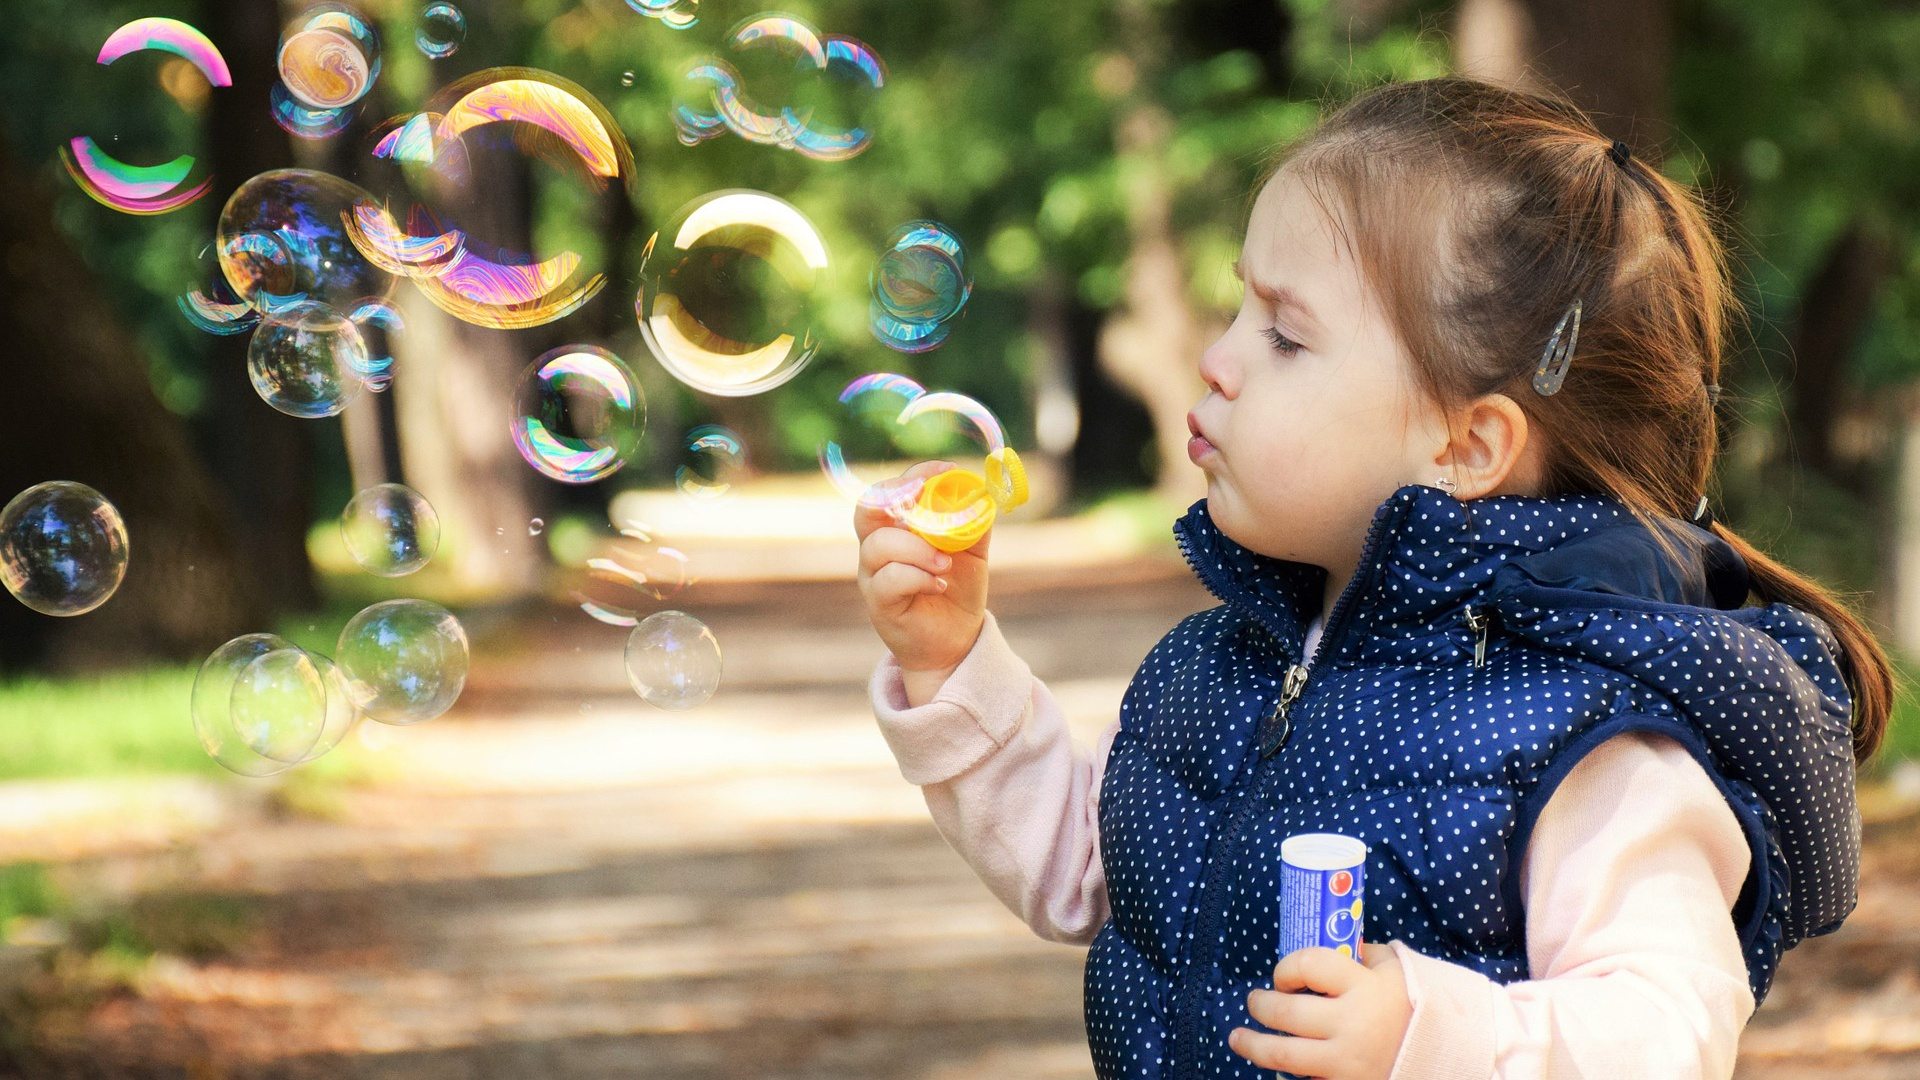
[347,69,634,330]
[336,599,469,725]
[0,482,129,617]
[510,345,647,484]
[635,190,828,397]
[61,18,231,215]
[218,169,394,317]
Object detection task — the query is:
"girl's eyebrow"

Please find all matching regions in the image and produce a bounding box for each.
[1231,255,1325,335]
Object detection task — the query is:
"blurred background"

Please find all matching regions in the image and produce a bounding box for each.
[2,0,1918,1075]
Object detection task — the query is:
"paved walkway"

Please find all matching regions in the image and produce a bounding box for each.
[3,558,1917,1077]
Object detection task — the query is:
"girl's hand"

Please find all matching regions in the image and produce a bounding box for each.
[1229,943,1413,1080]
[854,460,991,679]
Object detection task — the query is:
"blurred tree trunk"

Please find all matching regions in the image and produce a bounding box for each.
[1783,222,1896,492]
[1455,0,1673,143]
[200,0,320,612]
[0,136,263,672]
[389,0,544,596]
[1095,0,1216,508]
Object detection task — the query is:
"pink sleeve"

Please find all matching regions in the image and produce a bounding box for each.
[869,609,1114,945]
[1384,730,1755,1079]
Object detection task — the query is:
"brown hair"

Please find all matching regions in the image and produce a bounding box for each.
[1263,75,1894,763]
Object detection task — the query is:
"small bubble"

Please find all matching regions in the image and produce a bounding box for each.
[620,70,635,87]
[529,517,545,536]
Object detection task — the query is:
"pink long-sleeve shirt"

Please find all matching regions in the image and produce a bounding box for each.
[870,609,1756,1078]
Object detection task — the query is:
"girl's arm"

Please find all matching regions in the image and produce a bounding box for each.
[869,608,1115,945]
[1385,730,1755,1079]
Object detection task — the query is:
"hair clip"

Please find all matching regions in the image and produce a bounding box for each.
[1532,299,1582,396]
[1608,140,1632,168]
[1690,494,1714,528]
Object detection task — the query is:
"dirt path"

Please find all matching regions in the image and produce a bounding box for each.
[3,561,1917,1078]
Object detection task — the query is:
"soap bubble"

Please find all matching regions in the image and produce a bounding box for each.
[871,222,970,353]
[247,302,369,418]
[510,345,646,484]
[61,19,231,216]
[178,242,258,336]
[628,0,699,29]
[193,635,357,776]
[819,374,1010,540]
[635,190,828,397]
[278,4,381,111]
[417,3,467,59]
[528,518,545,536]
[675,424,745,500]
[572,523,690,626]
[1,482,130,617]
[339,483,439,576]
[270,79,355,140]
[336,599,470,725]
[670,17,883,159]
[218,168,394,316]
[625,610,721,709]
[350,69,634,330]
[621,71,637,88]
[346,297,402,390]
[789,35,886,162]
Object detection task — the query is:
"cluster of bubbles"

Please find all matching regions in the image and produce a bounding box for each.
[49,4,1011,720]
[674,15,886,161]
[0,482,129,617]
[193,598,469,776]
[871,222,972,353]
[215,168,397,416]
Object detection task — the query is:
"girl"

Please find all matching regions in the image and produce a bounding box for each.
[854,76,1893,1079]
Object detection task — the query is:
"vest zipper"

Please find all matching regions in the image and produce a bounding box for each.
[1465,604,1491,668]
[1167,503,1401,1076]
[1258,663,1308,757]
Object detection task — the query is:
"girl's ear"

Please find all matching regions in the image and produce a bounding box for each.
[1436,393,1541,499]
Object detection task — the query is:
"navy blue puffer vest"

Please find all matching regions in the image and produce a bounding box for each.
[1084,482,1859,1079]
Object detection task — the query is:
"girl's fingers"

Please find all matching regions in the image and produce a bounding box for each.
[851,460,958,541]
[859,526,952,579]
[1245,987,1341,1040]
[1271,947,1366,997]
[1227,1026,1335,1077]
[867,561,945,606]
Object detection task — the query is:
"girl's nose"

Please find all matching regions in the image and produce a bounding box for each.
[1198,335,1235,396]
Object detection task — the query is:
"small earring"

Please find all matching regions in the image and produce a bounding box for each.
[1435,477,1458,495]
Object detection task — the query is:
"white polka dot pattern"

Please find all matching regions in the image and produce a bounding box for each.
[1082,483,1859,1078]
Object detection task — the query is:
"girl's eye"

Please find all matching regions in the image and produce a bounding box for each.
[1261,327,1302,356]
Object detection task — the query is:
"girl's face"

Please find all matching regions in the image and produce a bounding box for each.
[1188,169,1448,584]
